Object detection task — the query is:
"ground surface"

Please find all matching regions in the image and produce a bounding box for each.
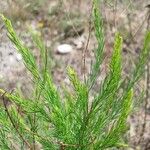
[0,0,150,149]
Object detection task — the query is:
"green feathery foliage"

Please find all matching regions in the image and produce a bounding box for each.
[0,0,150,149]
[88,0,105,89]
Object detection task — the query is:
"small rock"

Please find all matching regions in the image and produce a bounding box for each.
[57,44,73,54]
[16,53,22,61]
[9,56,15,64]
[46,41,51,48]
[73,36,85,50]
[0,74,3,79]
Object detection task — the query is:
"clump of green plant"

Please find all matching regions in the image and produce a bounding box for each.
[0,0,150,149]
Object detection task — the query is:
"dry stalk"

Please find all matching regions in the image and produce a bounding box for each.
[139,5,150,147]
